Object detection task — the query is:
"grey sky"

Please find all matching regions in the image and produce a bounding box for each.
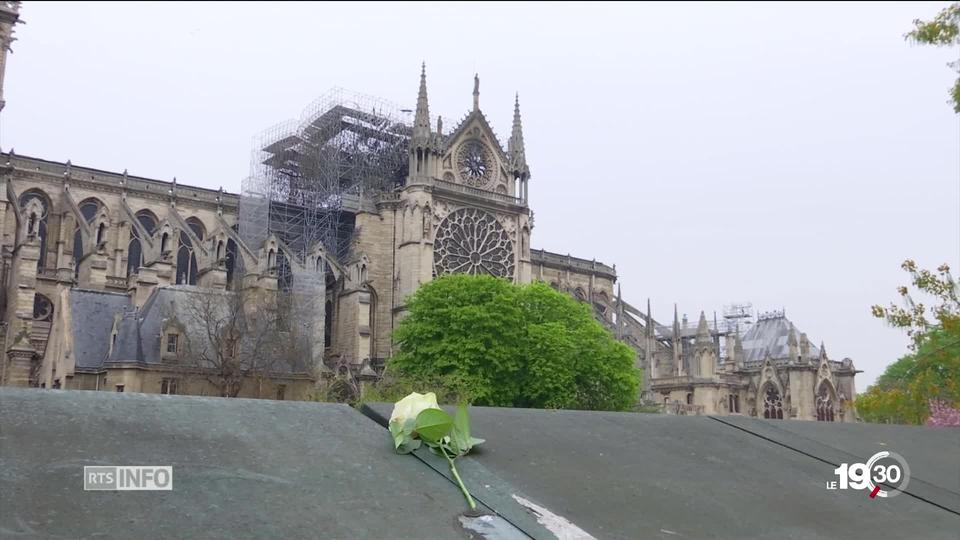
[4,1,958,390]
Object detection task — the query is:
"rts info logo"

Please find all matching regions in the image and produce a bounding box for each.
[826,451,911,498]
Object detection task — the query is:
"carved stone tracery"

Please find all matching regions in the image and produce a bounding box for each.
[433,207,514,279]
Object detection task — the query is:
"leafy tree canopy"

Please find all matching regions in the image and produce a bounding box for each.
[387,274,640,411]
[859,261,960,424]
[906,3,960,113]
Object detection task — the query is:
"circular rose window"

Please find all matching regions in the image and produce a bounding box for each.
[433,208,514,278]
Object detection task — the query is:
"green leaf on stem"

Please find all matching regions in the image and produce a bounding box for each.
[415,408,453,444]
[451,403,482,456]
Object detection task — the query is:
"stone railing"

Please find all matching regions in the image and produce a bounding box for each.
[430,178,523,206]
[660,402,705,416]
[376,191,401,204]
[531,249,616,277]
[105,276,129,289]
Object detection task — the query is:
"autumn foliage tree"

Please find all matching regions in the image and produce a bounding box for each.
[387,274,640,411]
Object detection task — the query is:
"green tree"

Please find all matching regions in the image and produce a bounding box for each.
[906,3,960,113]
[387,274,640,411]
[859,261,960,424]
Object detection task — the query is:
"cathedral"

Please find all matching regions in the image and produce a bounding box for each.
[0,2,859,419]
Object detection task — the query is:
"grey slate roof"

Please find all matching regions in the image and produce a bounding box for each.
[73,286,308,374]
[69,289,132,369]
[740,314,820,364]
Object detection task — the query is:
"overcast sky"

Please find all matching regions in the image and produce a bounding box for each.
[4,1,958,390]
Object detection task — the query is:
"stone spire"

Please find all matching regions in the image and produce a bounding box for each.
[0,1,22,114]
[413,62,432,143]
[819,341,828,361]
[787,324,799,362]
[645,298,653,338]
[672,304,680,338]
[695,311,711,346]
[508,93,530,179]
[472,73,480,111]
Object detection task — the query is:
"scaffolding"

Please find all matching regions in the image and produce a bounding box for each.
[239,88,411,372]
[241,88,411,267]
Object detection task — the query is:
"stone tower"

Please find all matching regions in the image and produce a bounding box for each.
[393,65,534,312]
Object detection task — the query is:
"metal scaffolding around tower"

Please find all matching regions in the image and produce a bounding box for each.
[240,88,411,272]
[239,88,411,373]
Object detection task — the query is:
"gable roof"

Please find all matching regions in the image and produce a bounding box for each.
[442,109,508,162]
[69,289,132,369]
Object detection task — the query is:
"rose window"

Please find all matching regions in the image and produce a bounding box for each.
[433,208,514,278]
[456,140,493,188]
[763,385,784,419]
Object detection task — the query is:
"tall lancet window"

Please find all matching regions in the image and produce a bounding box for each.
[127,211,157,277]
[225,239,238,290]
[176,218,205,285]
[816,384,836,422]
[73,199,101,279]
[19,190,51,270]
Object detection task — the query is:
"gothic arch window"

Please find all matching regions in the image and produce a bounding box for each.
[762,385,784,419]
[324,300,333,348]
[816,383,836,422]
[176,218,204,285]
[686,393,693,405]
[186,218,205,242]
[32,293,54,322]
[225,239,238,289]
[127,210,157,277]
[574,287,587,302]
[433,208,515,279]
[73,199,101,279]
[728,394,741,414]
[324,265,337,349]
[276,250,292,292]
[19,190,50,270]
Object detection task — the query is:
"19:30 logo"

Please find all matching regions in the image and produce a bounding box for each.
[828,451,911,498]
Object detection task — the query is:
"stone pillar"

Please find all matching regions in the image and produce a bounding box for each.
[197,266,227,290]
[78,252,109,289]
[4,345,36,387]
[150,259,175,287]
[788,369,816,421]
[4,237,40,386]
[131,266,159,308]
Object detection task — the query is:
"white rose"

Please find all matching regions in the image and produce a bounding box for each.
[390,391,440,426]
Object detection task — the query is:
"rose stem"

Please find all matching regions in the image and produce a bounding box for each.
[442,447,477,510]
